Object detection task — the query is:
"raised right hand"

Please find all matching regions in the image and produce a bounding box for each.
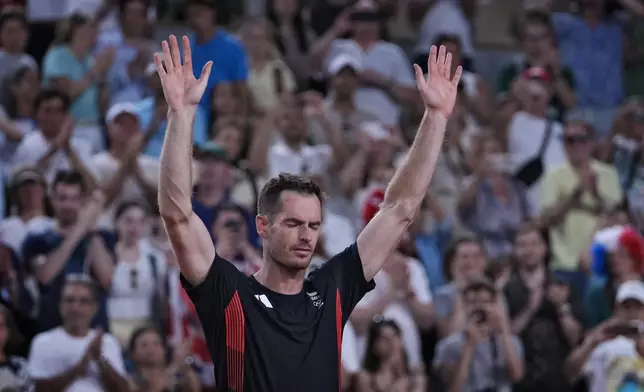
[154,35,213,112]
[77,191,105,229]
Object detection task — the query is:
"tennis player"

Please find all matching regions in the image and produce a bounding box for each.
[155,34,461,392]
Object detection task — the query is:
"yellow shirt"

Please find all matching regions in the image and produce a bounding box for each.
[247,59,296,112]
[540,160,622,270]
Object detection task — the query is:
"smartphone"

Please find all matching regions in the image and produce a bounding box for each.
[607,321,644,336]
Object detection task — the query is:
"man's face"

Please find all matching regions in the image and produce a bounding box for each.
[523,78,551,112]
[257,192,322,271]
[51,183,83,225]
[514,230,547,268]
[331,67,358,97]
[523,23,551,58]
[109,113,140,145]
[198,157,232,189]
[0,18,27,53]
[213,209,246,248]
[60,283,96,329]
[186,4,215,33]
[36,97,66,139]
[123,0,147,32]
[452,242,486,282]
[277,101,306,143]
[562,123,593,164]
[617,299,644,322]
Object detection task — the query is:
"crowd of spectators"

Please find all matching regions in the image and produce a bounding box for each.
[0,0,641,391]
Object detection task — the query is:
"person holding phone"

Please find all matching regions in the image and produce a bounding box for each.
[210,204,262,276]
[434,277,524,392]
[564,280,644,392]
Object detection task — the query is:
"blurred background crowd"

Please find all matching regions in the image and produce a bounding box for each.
[0,0,642,390]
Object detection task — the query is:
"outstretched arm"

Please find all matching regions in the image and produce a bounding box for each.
[156,35,215,286]
[357,46,462,281]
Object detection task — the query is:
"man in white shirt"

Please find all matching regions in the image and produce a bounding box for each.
[12,89,97,186]
[564,280,644,392]
[27,274,129,392]
[310,3,417,126]
[91,102,159,228]
[350,251,434,369]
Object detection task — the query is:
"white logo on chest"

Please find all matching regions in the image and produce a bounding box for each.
[306,291,324,309]
[254,294,273,308]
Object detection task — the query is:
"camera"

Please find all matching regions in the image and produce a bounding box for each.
[471,309,487,324]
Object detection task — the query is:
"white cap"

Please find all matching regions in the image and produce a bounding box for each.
[616,280,644,304]
[328,54,362,76]
[106,102,140,124]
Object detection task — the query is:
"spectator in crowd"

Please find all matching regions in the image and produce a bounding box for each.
[127,325,200,392]
[42,13,115,152]
[98,0,156,106]
[540,120,622,291]
[310,1,417,126]
[351,249,433,370]
[108,200,167,345]
[240,17,297,114]
[402,193,452,294]
[458,134,532,257]
[0,65,40,143]
[210,203,262,275]
[435,237,487,337]
[0,11,35,93]
[414,0,474,68]
[355,318,427,392]
[27,274,129,392]
[564,280,644,392]
[0,167,53,254]
[92,102,158,228]
[22,171,112,333]
[505,66,567,206]
[434,34,492,126]
[185,0,248,119]
[549,0,631,136]
[268,0,320,90]
[434,277,524,392]
[584,225,644,328]
[11,88,97,188]
[506,224,583,392]
[0,305,30,391]
[497,10,576,123]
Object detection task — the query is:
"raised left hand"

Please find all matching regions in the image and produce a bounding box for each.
[413,45,463,117]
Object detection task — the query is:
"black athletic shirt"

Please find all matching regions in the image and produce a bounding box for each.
[180,242,375,392]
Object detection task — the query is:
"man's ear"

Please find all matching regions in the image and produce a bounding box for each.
[256,215,270,239]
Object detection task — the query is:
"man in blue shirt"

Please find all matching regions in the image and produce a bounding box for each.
[185,0,249,120]
[22,170,113,333]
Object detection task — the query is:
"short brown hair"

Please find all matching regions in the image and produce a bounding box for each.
[442,236,484,281]
[257,173,325,218]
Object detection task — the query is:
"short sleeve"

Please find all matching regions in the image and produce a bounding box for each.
[433,335,461,369]
[390,46,415,87]
[408,258,432,304]
[228,43,249,82]
[434,286,456,321]
[192,106,209,146]
[42,47,73,80]
[180,254,245,328]
[311,243,375,324]
[102,334,127,375]
[27,335,59,379]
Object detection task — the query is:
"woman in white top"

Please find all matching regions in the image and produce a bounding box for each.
[108,200,166,346]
